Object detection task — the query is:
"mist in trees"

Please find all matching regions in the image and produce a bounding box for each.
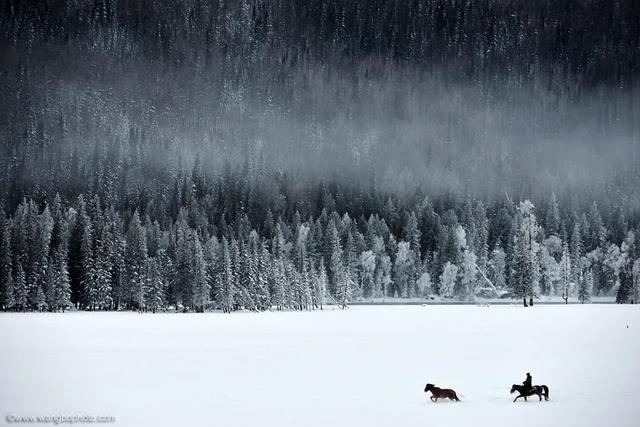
[0,0,639,311]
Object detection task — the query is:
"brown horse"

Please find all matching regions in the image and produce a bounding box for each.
[510,384,549,402]
[424,383,461,402]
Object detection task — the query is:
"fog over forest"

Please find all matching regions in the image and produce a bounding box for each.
[0,1,639,312]
[2,0,639,200]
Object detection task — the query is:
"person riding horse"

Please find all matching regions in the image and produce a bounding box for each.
[522,373,532,393]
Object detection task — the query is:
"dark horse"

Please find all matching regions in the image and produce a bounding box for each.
[510,384,549,402]
[424,383,461,402]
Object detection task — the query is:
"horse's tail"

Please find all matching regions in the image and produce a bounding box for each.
[542,385,549,400]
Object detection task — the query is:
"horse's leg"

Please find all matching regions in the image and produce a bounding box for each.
[513,395,521,402]
[524,396,527,402]
[430,396,435,402]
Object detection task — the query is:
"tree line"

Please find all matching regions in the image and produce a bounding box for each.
[1,164,639,312]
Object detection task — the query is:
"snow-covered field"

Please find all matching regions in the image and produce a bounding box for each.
[1,305,639,427]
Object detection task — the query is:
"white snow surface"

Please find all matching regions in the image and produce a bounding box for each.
[1,305,639,427]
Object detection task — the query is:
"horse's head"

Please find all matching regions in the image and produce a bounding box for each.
[424,383,435,392]
[510,384,519,394]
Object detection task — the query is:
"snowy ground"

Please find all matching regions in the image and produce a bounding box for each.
[1,305,639,427]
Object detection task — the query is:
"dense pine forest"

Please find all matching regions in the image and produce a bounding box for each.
[1,0,639,311]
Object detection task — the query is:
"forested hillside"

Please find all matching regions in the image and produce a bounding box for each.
[1,0,639,311]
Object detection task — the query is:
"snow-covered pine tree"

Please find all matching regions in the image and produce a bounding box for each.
[0,212,13,310]
[571,223,584,289]
[473,201,489,273]
[29,205,53,310]
[578,261,593,304]
[79,216,95,310]
[53,245,72,312]
[91,221,114,310]
[588,201,606,252]
[393,241,415,298]
[255,242,271,310]
[271,257,287,310]
[560,243,572,303]
[403,211,421,257]
[325,219,341,296]
[125,210,147,310]
[334,256,352,309]
[489,244,506,292]
[218,237,235,313]
[511,201,540,306]
[143,256,166,313]
[632,259,640,304]
[3,269,14,311]
[313,258,327,310]
[14,263,27,311]
[35,284,47,312]
[616,231,636,303]
[68,195,92,308]
[191,235,210,313]
[359,250,376,298]
[545,192,561,237]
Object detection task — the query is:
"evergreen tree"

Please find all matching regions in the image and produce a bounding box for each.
[545,193,561,236]
[143,256,167,313]
[191,235,210,312]
[359,250,376,298]
[125,210,147,309]
[218,237,235,313]
[14,263,27,311]
[91,221,115,310]
[52,246,72,312]
[393,241,416,298]
[578,262,593,304]
[560,243,573,303]
[0,213,13,310]
[36,285,47,312]
[4,269,14,310]
[313,258,327,309]
[632,259,640,304]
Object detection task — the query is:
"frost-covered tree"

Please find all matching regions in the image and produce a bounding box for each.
[559,243,573,303]
[0,214,13,310]
[191,236,210,312]
[325,220,342,296]
[459,250,479,301]
[510,201,540,305]
[439,262,458,298]
[578,262,593,304]
[144,255,167,313]
[313,259,327,309]
[52,246,72,312]
[632,259,640,304]
[35,285,47,312]
[393,241,416,298]
[416,271,432,298]
[359,250,376,298]
[616,231,636,303]
[14,263,27,311]
[91,222,114,310]
[125,210,147,309]
[545,193,561,237]
[218,237,235,313]
[489,244,506,292]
